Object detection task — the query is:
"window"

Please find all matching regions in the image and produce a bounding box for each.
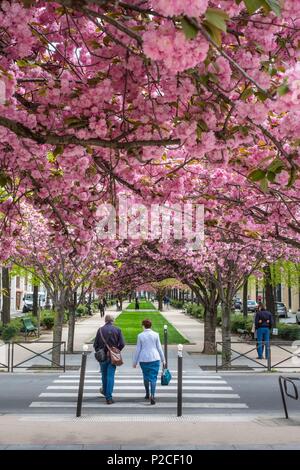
[16,276,20,289]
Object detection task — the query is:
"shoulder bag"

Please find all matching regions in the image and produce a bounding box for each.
[100,328,123,366]
[94,328,107,363]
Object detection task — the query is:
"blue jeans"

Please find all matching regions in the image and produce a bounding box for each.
[100,359,116,400]
[257,327,270,359]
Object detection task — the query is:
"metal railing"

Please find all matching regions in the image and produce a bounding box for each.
[11,341,66,372]
[279,376,300,419]
[0,342,11,372]
[216,341,300,371]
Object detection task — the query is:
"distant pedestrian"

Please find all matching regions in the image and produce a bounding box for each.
[93,314,125,405]
[98,300,105,318]
[133,319,166,405]
[255,304,273,359]
[102,297,108,309]
[135,297,140,310]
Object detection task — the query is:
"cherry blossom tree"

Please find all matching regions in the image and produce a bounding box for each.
[1,0,300,259]
[10,206,116,362]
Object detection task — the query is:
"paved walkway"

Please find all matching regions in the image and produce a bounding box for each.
[1,413,300,449]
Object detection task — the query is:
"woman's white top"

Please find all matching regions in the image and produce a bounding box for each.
[133,329,165,365]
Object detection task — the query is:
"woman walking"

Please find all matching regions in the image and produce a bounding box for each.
[133,319,165,405]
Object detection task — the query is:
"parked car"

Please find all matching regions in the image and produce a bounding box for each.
[22,292,47,313]
[275,301,288,318]
[247,300,258,312]
[233,297,242,310]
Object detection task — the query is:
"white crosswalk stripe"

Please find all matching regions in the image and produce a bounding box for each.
[47,386,233,390]
[29,373,248,413]
[30,402,248,409]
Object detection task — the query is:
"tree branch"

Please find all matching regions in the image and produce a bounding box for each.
[189,18,274,100]
[0,115,180,150]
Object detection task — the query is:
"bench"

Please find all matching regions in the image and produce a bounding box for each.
[237,328,252,340]
[22,317,38,339]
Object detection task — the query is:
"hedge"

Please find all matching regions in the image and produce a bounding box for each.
[170,299,185,309]
[276,324,300,341]
[0,317,24,341]
[184,302,204,319]
[230,315,253,333]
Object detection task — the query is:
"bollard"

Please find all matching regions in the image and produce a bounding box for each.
[164,325,168,369]
[76,344,88,417]
[177,344,183,417]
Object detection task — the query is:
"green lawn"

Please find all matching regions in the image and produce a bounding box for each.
[114,310,189,344]
[126,300,156,310]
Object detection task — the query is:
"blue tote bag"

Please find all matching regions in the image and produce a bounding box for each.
[161,367,172,386]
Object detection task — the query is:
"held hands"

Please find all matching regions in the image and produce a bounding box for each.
[133,364,137,368]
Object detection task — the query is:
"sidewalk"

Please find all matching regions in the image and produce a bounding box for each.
[1,413,300,449]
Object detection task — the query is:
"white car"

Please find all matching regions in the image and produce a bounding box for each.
[22,292,48,312]
[247,300,258,312]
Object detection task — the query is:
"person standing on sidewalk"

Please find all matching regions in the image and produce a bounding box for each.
[255,304,273,359]
[93,314,125,404]
[133,319,166,405]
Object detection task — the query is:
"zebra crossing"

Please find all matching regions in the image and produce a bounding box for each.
[29,370,248,414]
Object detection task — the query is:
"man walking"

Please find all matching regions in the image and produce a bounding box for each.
[255,304,273,360]
[93,314,125,404]
[98,300,105,318]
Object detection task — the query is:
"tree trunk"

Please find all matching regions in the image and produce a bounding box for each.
[67,305,76,354]
[45,290,51,310]
[1,267,10,325]
[52,302,65,367]
[32,284,39,317]
[87,292,92,315]
[158,293,163,311]
[203,305,217,354]
[264,264,276,326]
[242,278,248,317]
[221,302,231,368]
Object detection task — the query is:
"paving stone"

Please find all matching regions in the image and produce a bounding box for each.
[83,444,121,450]
[233,444,273,450]
[44,444,84,450]
[196,445,235,450]
[5,444,46,450]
